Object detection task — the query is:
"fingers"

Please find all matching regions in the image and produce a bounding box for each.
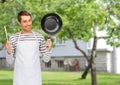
[46,39,52,51]
[46,39,52,47]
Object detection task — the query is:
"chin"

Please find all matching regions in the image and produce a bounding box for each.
[27,28,31,30]
[27,29,32,32]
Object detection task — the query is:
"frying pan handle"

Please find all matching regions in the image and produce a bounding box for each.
[48,36,51,39]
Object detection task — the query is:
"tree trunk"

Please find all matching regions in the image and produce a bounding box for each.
[81,26,98,85]
[90,27,98,85]
[81,61,91,79]
[91,58,97,85]
[67,27,98,85]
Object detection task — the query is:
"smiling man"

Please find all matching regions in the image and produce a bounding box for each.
[5,11,52,85]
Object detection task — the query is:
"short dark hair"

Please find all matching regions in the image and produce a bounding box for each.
[18,11,32,22]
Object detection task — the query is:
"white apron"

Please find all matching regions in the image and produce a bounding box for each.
[13,32,42,85]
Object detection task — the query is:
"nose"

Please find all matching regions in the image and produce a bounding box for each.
[27,21,31,25]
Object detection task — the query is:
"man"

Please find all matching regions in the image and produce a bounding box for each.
[5,10,52,85]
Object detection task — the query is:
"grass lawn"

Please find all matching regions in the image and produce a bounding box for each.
[0,70,120,85]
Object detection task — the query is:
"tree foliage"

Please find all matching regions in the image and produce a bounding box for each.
[0,0,120,85]
[105,0,120,47]
[1,0,120,44]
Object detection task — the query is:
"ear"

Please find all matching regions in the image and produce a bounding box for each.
[18,21,21,26]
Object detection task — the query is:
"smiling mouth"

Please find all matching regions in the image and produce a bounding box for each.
[26,25,31,28]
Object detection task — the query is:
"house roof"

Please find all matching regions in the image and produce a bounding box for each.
[51,40,89,57]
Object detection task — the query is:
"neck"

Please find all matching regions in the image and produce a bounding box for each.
[21,30,32,34]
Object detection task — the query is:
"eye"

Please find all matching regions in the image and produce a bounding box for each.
[29,19,32,22]
[23,21,27,23]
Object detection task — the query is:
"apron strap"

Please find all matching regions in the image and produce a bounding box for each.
[17,32,21,45]
[32,31,39,41]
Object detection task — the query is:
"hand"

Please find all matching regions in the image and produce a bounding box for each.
[5,41,12,54]
[46,38,52,51]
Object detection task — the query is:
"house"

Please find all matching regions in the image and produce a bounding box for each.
[0,38,120,73]
[41,37,120,73]
[0,48,7,69]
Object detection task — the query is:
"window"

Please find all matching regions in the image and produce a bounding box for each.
[45,61,51,68]
[54,37,66,46]
[57,60,64,68]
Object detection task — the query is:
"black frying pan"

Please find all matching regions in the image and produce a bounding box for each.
[41,13,62,35]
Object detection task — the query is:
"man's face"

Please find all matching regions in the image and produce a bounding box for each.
[18,15,32,33]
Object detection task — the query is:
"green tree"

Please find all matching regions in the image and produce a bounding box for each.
[0,0,120,85]
[0,0,56,44]
[49,0,120,85]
